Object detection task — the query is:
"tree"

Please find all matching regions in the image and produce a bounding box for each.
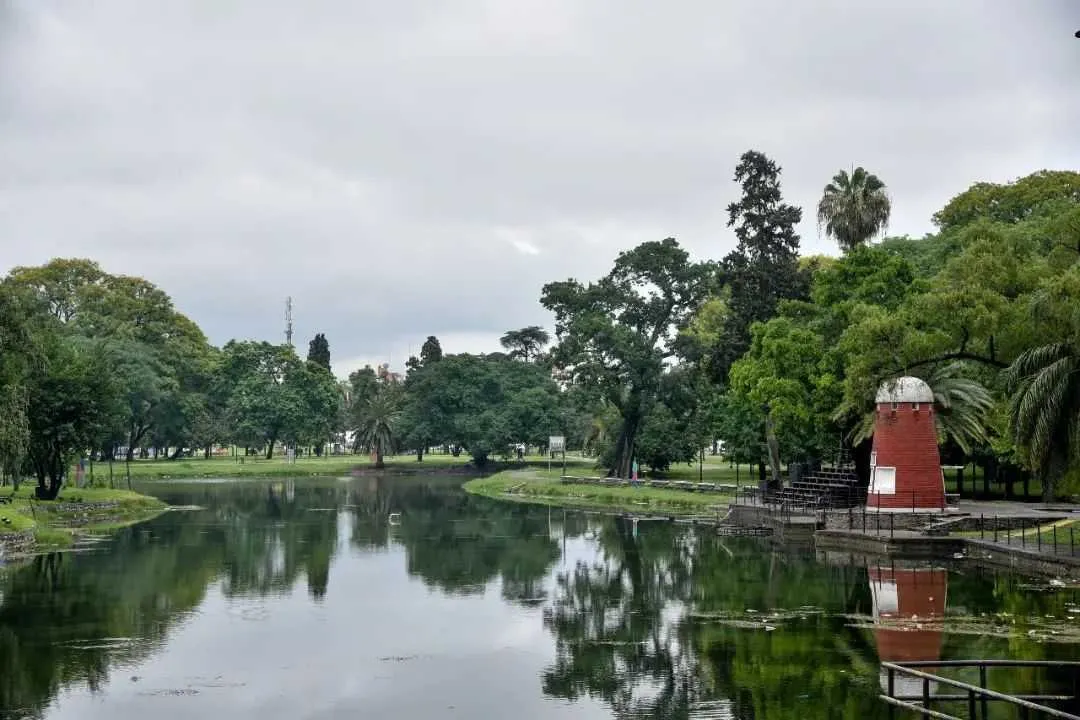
[0,283,36,489]
[719,151,807,376]
[218,341,310,458]
[419,335,443,365]
[816,167,891,252]
[542,239,712,477]
[25,336,120,498]
[932,170,1080,232]
[400,353,561,466]
[1004,267,1080,500]
[353,384,402,469]
[306,333,331,372]
[499,326,550,362]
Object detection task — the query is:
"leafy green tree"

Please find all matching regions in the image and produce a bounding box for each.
[816,167,891,252]
[719,151,807,376]
[729,316,834,482]
[219,341,310,458]
[500,326,550,362]
[1004,266,1080,500]
[400,353,561,465]
[0,283,37,488]
[419,335,443,365]
[306,333,331,372]
[542,239,712,477]
[932,169,1080,232]
[26,336,120,498]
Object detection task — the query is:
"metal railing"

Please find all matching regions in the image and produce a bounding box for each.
[976,515,1080,557]
[881,660,1080,719]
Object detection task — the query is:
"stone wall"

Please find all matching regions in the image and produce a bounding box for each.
[0,530,35,558]
[822,509,942,532]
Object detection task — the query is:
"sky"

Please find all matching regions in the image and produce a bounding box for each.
[1,1,1077,378]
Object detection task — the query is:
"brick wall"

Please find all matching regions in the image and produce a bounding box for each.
[869,402,945,509]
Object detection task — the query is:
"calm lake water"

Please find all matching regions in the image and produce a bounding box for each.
[1,476,1078,719]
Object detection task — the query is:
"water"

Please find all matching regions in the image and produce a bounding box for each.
[1,476,1078,719]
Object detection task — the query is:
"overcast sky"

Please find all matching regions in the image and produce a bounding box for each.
[1,1,1077,377]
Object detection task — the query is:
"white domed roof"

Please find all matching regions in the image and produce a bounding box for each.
[876,376,934,404]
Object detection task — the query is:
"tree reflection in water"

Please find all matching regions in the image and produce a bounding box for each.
[1,480,1079,720]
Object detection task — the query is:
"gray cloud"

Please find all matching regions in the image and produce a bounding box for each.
[2,0,1077,376]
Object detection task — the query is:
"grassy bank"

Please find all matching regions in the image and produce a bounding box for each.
[464,468,736,517]
[83,451,759,482]
[85,452,483,481]
[0,485,167,549]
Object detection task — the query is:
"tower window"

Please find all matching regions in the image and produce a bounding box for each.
[913,402,920,411]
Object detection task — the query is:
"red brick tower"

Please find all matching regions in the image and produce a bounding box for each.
[868,376,945,511]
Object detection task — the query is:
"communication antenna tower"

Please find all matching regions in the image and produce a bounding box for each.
[285,297,294,347]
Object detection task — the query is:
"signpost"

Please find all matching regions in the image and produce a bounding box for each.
[548,436,566,475]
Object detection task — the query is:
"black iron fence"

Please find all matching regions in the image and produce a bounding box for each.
[881,660,1080,719]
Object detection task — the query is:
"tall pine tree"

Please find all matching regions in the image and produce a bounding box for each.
[307,333,331,372]
[719,150,807,376]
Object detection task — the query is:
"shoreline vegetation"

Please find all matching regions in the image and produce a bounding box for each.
[464,461,746,517]
[0,486,168,552]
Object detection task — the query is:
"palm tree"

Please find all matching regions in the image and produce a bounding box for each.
[500,326,550,362]
[1005,342,1080,500]
[843,364,994,453]
[817,167,891,252]
[354,386,401,469]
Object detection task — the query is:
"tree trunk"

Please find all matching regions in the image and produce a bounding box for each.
[375,444,385,470]
[266,439,275,460]
[612,413,641,479]
[169,446,184,460]
[764,411,782,489]
[416,445,424,462]
[204,445,211,460]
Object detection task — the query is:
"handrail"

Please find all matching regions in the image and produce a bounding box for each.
[900,660,1080,668]
[881,662,1080,719]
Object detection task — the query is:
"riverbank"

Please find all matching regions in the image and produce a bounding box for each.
[0,486,167,554]
[88,452,490,481]
[464,468,735,516]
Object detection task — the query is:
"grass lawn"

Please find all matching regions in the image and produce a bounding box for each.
[464,469,735,517]
[0,485,167,548]
[87,452,463,481]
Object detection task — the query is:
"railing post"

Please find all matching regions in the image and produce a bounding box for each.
[1054,525,1058,555]
[890,513,894,540]
[922,676,931,717]
[887,665,896,720]
[1038,524,1042,553]
[1072,525,1076,556]
[979,665,989,718]
[980,514,984,540]
[967,688,976,719]
[994,517,998,543]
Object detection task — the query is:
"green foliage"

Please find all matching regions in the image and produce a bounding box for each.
[816,166,891,252]
[353,382,403,467]
[933,170,1080,232]
[401,353,562,466]
[499,326,550,362]
[542,238,713,477]
[719,150,807,376]
[306,332,331,371]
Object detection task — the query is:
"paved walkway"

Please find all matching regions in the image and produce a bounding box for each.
[955,499,1080,518]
